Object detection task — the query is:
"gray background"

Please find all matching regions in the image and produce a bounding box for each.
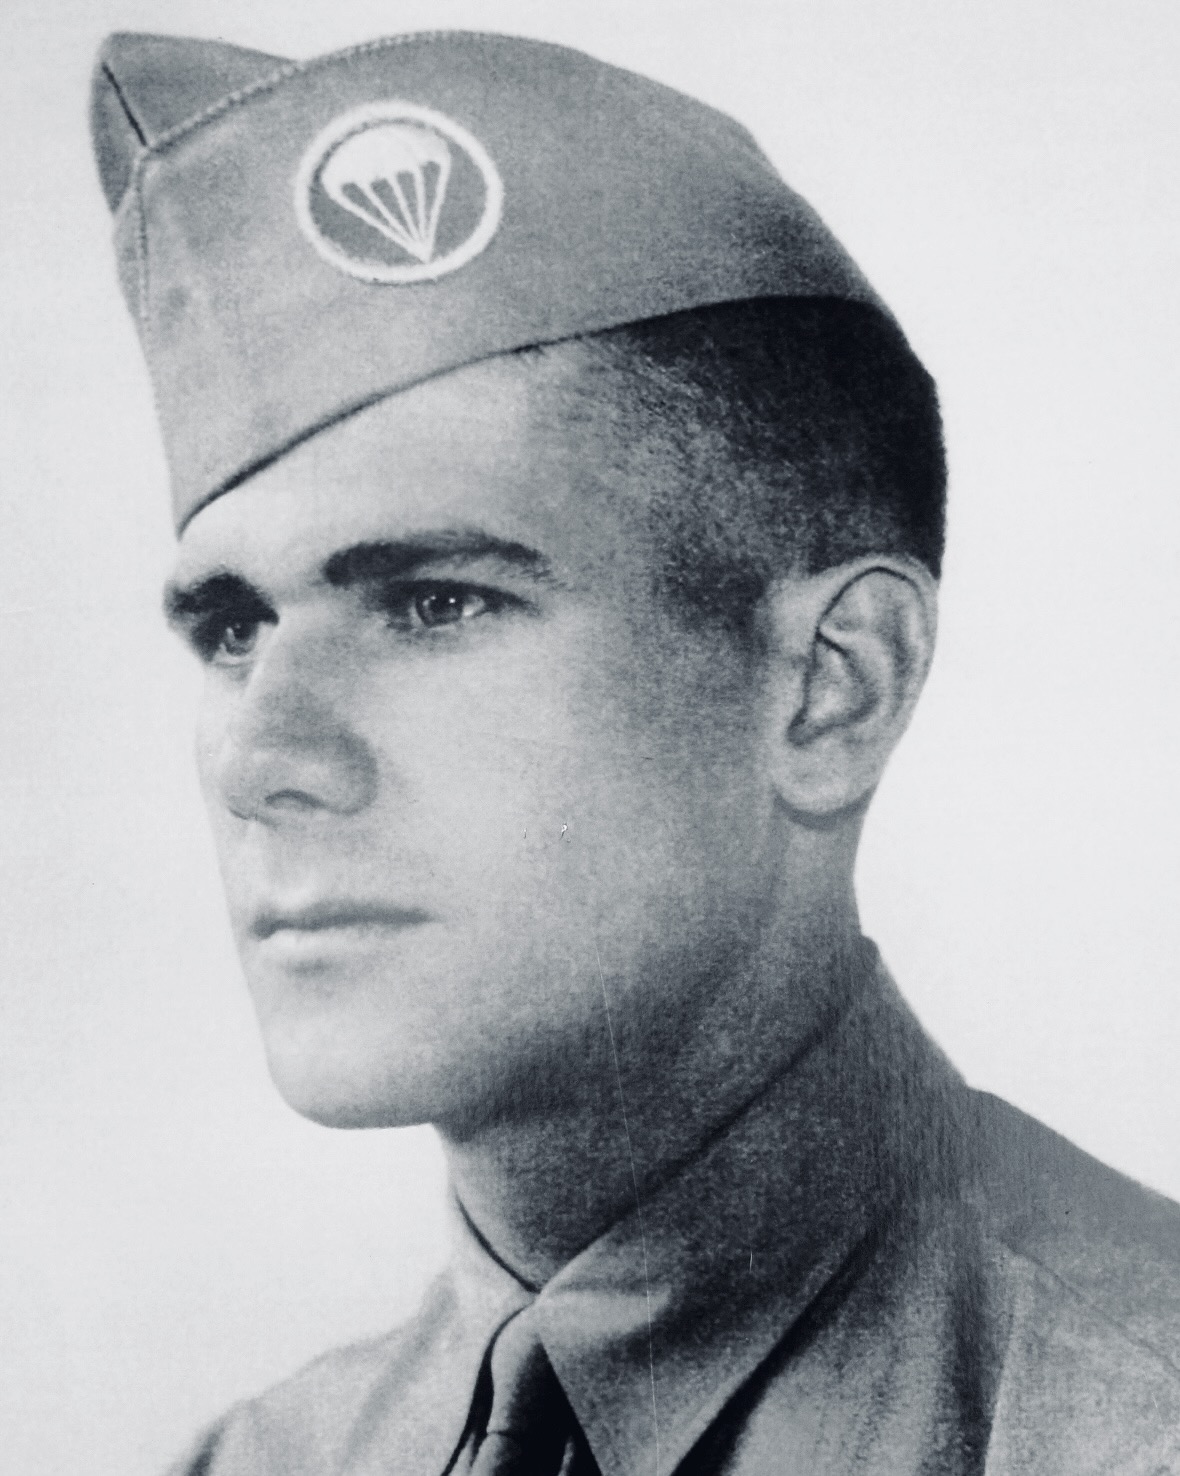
[2,3,1177,1473]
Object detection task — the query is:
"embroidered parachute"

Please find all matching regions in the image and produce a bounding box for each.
[321,122,452,264]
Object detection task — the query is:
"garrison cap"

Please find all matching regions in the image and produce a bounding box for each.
[92,30,890,532]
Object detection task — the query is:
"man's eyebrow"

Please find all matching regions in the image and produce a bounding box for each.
[162,570,270,623]
[322,531,551,588]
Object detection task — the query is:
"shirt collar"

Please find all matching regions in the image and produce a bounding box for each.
[355,946,966,1476]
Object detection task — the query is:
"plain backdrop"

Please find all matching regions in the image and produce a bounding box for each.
[1,3,1177,1473]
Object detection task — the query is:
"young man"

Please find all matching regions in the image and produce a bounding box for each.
[92,29,1179,1476]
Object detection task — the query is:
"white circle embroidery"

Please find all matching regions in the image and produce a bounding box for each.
[295,101,503,284]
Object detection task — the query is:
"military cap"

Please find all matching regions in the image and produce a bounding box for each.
[91,30,890,531]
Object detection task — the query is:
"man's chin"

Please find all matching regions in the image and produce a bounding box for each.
[264,1058,436,1130]
[257,1024,589,1136]
[257,1025,449,1130]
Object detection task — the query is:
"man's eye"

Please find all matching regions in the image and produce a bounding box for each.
[193,614,267,663]
[412,585,489,627]
[219,619,262,657]
[380,581,515,632]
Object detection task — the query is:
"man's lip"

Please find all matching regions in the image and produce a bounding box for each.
[250,903,434,940]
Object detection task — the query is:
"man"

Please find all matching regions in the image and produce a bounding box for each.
[91,28,1179,1476]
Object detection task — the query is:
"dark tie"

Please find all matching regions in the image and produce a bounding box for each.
[467,1313,599,1476]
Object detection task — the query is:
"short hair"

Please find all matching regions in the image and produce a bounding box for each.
[546,298,946,634]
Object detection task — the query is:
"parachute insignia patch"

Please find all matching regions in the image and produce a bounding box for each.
[295,102,503,283]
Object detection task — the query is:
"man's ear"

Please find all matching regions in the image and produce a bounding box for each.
[761,556,938,820]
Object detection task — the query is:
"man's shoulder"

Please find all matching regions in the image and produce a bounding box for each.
[965,1091,1180,1472]
[967,1090,1180,1359]
[167,1275,461,1476]
[718,1089,1180,1474]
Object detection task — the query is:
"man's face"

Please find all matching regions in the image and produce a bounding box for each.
[167,351,777,1130]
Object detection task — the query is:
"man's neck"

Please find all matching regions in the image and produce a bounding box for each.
[439,904,867,1288]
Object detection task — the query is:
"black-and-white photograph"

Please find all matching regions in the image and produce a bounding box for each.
[2,4,1178,1474]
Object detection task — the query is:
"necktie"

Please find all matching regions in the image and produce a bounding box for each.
[467,1312,598,1476]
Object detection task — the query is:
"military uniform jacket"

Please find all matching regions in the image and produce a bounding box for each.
[173,956,1180,1475]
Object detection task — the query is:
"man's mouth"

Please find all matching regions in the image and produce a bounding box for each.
[250,901,435,941]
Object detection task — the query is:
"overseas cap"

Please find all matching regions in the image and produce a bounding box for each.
[92,31,889,532]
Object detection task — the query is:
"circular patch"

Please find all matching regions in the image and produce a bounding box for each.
[295,101,503,284]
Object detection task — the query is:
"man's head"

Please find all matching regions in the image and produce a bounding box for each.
[96,32,942,1132]
[163,303,940,1130]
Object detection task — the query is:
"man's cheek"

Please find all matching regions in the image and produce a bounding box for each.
[193,686,248,824]
[193,705,220,804]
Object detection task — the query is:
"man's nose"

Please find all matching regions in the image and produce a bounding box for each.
[210,635,379,824]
